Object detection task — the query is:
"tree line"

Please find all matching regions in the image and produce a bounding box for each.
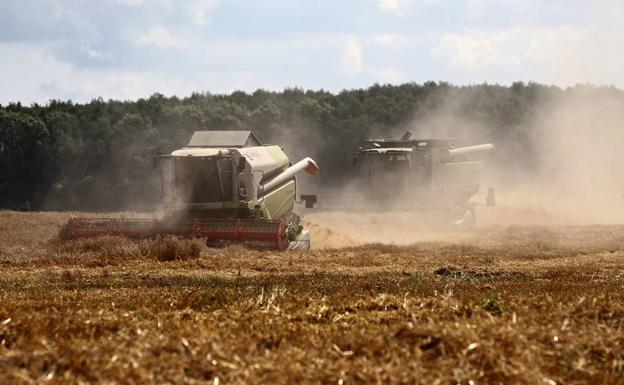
[0,81,615,211]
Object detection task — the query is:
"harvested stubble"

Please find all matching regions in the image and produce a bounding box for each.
[0,211,623,384]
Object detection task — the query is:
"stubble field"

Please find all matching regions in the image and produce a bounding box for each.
[0,210,623,384]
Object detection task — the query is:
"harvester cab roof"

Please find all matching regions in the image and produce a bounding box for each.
[362,138,458,150]
[186,130,262,148]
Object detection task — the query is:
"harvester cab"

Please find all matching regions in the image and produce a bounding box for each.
[64,131,319,250]
[352,132,494,227]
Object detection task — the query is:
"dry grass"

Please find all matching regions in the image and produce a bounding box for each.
[0,211,623,384]
[139,237,204,262]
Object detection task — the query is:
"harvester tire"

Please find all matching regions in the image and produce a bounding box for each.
[452,206,476,230]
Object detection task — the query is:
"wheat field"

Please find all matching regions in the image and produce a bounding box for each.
[0,210,623,384]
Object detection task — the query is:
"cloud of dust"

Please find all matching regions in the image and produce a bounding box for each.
[509,87,624,224]
[404,85,624,225]
[303,85,624,249]
[270,120,324,197]
[304,211,474,249]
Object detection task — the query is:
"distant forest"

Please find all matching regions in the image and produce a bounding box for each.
[0,81,619,211]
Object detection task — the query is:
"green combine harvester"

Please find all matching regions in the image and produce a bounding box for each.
[301,131,494,227]
[64,131,319,250]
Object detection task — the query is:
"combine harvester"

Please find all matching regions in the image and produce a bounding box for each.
[303,132,495,228]
[63,131,319,250]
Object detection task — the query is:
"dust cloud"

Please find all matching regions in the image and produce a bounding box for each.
[405,86,624,225]
[303,212,473,249]
[517,88,624,224]
[300,86,624,248]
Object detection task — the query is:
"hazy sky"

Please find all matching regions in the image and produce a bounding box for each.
[1,0,623,103]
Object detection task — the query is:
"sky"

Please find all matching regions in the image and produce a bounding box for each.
[1,0,623,104]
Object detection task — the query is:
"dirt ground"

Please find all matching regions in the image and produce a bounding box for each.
[0,209,623,384]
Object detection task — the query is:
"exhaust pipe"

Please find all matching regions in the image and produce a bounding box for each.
[258,157,319,196]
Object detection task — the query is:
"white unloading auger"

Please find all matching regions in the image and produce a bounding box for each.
[257,157,319,197]
[446,143,495,158]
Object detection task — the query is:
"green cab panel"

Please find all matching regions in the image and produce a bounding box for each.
[441,161,481,198]
[262,179,296,220]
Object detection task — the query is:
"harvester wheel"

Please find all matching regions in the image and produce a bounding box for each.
[452,206,476,229]
[276,220,289,251]
[465,206,477,229]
